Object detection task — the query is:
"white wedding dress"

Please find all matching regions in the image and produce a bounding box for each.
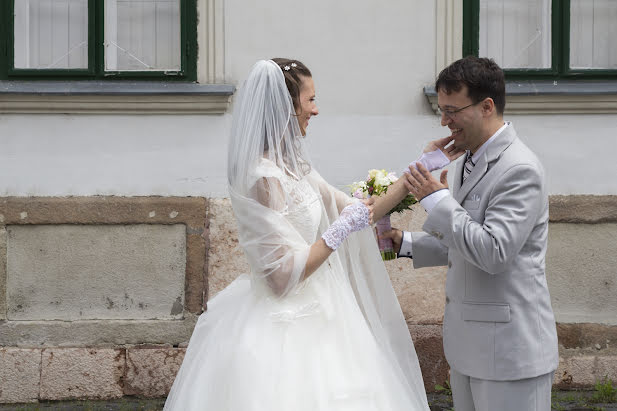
[164,160,430,411]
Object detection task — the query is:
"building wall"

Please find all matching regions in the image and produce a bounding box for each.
[0,0,616,403]
[2,0,616,197]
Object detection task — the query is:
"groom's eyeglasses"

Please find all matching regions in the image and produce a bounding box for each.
[437,101,480,118]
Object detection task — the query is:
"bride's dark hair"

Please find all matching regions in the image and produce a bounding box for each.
[271,58,312,114]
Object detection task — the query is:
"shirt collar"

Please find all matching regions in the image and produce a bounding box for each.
[469,121,509,164]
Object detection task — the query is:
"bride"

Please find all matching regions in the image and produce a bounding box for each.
[164,59,434,410]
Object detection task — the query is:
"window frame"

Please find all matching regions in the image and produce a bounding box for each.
[462,0,617,80]
[0,0,197,82]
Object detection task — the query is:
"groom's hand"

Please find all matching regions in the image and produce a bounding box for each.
[424,136,465,162]
[379,229,403,254]
[405,163,449,201]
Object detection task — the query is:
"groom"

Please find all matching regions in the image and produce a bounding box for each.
[380,56,558,411]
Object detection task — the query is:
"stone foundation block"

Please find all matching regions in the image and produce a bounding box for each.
[40,348,125,400]
[553,353,617,389]
[125,346,186,397]
[0,227,6,321]
[409,324,449,392]
[595,355,617,383]
[207,199,249,298]
[554,354,596,388]
[0,348,41,403]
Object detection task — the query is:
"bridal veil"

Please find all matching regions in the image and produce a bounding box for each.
[226,60,429,408]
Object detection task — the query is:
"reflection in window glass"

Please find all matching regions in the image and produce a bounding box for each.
[570,0,617,69]
[105,0,181,71]
[479,0,551,69]
[14,0,88,69]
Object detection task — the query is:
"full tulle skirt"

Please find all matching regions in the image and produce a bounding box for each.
[164,265,428,410]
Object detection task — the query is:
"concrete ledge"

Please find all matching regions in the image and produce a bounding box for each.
[557,323,617,350]
[549,195,617,223]
[0,316,198,347]
[0,81,235,114]
[425,82,617,114]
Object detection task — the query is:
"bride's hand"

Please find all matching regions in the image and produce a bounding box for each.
[362,197,375,224]
[424,136,465,162]
[322,202,372,250]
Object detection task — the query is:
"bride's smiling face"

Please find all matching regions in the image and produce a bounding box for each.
[297,76,319,136]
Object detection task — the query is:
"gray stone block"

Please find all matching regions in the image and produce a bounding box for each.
[6,224,186,321]
[547,223,617,325]
[0,227,6,321]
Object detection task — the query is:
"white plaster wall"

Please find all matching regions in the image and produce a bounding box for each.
[1,0,616,197]
[2,112,615,196]
[0,114,230,197]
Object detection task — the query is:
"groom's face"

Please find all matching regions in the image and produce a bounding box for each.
[437,85,484,153]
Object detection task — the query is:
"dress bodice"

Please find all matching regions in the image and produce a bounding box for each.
[279,174,322,243]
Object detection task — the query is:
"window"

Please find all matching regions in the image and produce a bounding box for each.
[429,0,617,114]
[1,0,197,81]
[463,0,617,80]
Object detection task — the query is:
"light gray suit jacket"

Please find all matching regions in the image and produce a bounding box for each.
[411,124,558,381]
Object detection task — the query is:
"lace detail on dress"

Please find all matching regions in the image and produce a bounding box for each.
[256,158,322,243]
[321,202,370,250]
[269,300,321,322]
[284,179,321,243]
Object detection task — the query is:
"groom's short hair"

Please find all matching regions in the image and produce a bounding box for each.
[436,56,506,115]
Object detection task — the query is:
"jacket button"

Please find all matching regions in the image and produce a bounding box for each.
[445,296,450,304]
[448,260,452,268]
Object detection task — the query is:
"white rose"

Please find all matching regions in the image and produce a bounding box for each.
[375,174,392,188]
[367,169,380,180]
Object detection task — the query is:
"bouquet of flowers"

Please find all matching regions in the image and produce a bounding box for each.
[350,169,417,260]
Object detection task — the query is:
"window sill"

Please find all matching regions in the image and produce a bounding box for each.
[424,80,617,114]
[0,81,235,114]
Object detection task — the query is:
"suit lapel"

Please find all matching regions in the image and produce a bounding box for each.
[455,156,487,203]
[454,124,518,203]
[453,155,464,196]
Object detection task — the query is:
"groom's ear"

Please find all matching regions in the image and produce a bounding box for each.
[481,97,496,117]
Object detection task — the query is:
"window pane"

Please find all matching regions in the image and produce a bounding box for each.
[570,0,617,69]
[14,0,88,69]
[479,0,552,69]
[105,0,181,71]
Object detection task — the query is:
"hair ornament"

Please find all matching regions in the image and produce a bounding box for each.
[291,63,297,68]
[284,65,290,71]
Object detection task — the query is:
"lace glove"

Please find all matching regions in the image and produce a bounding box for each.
[322,202,370,250]
[404,149,450,174]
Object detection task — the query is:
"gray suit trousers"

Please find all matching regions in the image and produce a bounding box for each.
[450,368,554,411]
